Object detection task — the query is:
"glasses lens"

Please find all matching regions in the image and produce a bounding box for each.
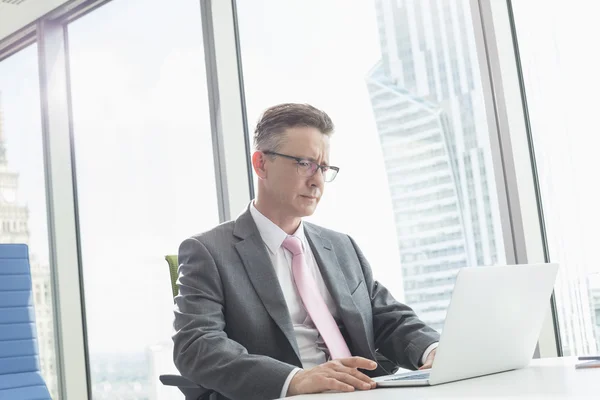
[297,161,317,177]
[324,168,338,182]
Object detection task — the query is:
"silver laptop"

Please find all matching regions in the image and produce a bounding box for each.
[374,263,559,387]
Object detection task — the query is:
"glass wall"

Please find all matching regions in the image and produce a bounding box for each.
[0,45,60,398]
[67,0,218,398]
[511,0,600,356]
[237,0,506,331]
[3,0,594,396]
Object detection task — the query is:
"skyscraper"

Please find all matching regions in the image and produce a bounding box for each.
[0,93,59,398]
[588,275,600,351]
[366,0,505,330]
[148,341,182,400]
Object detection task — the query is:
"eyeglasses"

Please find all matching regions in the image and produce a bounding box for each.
[263,151,339,182]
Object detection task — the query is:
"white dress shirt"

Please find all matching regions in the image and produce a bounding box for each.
[249,203,437,398]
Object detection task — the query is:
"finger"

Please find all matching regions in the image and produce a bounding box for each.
[338,357,378,370]
[331,364,374,385]
[330,371,374,391]
[323,377,355,392]
[419,362,433,370]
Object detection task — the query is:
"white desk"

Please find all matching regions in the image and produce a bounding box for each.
[292,357,598,399]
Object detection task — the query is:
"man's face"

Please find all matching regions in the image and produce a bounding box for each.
[263,126,330,218]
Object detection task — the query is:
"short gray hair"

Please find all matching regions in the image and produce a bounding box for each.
[253,103,334,151]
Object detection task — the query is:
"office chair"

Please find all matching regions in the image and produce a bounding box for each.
[165,254,179,299]
[160,255,214,400]
[0,244,52,400]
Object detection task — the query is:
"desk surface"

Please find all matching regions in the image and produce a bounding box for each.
[292,357,598,399]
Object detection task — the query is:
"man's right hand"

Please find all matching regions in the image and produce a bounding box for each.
[287,357,378,396]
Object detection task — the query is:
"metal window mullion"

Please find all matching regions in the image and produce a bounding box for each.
[503,0,562,357]
[38,18,90,400]
[200,0,253,222]
[469,0,520,267]
[470,0,559,358]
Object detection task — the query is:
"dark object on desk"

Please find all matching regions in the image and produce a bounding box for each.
[575,360,600,369]
[578,355,600,361]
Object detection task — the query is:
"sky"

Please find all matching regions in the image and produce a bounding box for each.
[1,0,600,375]
[511,0,600,279]
[0,44,48,261]
[66,0,218,356]
[511,0,600,354]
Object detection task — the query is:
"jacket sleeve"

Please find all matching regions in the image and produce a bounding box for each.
[172,237,296,400]
[349,236,440,370]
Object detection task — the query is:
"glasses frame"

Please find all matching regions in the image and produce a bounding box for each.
[263,150,339,182]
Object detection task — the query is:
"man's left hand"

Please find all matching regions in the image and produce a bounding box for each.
[419,348,436,370]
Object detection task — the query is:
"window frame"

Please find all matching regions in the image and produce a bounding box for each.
[0,0,565,398]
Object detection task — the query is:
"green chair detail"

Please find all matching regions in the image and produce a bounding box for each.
[160,254,213,399]
[165,254,179,298]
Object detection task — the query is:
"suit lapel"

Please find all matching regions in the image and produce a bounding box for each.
[233,209,301,363]
[304,224,376,360]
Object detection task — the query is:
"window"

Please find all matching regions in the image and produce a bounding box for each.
[237,0,505,331]
[512,0,600,355]
[0,44,60,399]
[68,0,218,398]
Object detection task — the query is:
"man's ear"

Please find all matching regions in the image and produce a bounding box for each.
[252,151,268,179]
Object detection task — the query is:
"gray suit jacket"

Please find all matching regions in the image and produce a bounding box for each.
[173,207,440,400]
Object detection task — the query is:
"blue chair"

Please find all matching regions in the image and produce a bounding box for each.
[0,244,52,400]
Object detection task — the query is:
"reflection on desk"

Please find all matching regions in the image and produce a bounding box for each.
[289,357,598,399]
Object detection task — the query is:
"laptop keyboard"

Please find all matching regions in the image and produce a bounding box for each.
[386,371,430,381]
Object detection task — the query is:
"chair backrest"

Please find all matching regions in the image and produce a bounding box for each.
[162,256,216,399]
[165,255,179,299]
[0,244,52,400]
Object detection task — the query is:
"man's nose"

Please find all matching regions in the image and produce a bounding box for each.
[309,167,325,187]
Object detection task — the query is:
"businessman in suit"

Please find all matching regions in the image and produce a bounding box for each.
[173,103,440,399]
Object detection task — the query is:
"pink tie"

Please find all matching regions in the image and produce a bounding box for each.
[282,235,352,360]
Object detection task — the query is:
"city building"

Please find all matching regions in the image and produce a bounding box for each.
[366,0,505,330]
[148,341,183,400]
[366,0,600,356]
[89,352,151,400]
[588,275,600,351]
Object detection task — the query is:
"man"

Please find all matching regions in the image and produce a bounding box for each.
[173,103,440,400]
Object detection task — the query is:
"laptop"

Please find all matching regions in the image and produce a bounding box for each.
[373,263,559,387]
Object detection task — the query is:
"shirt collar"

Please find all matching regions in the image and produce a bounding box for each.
[249,201,306,255]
